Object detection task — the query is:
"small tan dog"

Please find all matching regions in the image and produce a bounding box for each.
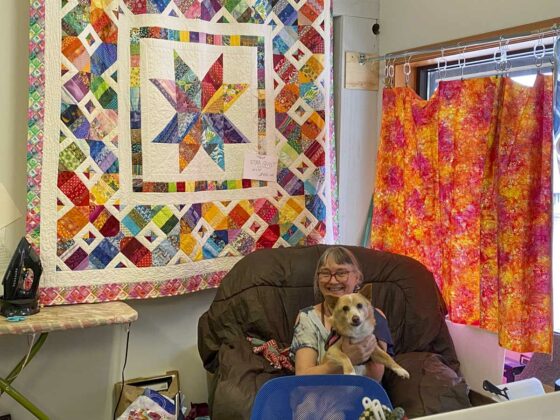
[323,284,410,378]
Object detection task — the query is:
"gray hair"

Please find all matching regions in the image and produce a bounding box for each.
[313,246,364,302]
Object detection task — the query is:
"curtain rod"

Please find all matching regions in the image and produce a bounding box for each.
[361,24,560,64]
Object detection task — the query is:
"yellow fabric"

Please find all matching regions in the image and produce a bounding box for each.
[371,76,553,353]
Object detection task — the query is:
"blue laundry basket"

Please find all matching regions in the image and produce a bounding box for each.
[250,374,392,420]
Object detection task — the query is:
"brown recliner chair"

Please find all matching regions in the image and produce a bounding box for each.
[198,245,471,419]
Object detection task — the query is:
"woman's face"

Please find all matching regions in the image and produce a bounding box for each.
[317,256,361,299]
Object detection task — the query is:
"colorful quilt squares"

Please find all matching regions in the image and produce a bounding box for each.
[27,0,335,304]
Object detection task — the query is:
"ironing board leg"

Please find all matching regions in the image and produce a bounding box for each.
[0,332,49,419]
[0,377,49,419]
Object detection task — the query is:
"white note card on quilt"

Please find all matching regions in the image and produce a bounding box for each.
[243,152,278,182]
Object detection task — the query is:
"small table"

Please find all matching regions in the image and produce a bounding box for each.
[0,301,138,419]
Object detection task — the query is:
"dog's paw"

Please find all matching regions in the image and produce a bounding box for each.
[394,367,410,379]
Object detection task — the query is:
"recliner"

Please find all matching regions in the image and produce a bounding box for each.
[198,245,472,419]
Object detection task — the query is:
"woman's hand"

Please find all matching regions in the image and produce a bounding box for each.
[340,335,377,365]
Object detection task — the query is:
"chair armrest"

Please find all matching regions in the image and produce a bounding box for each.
[382,352,471,418]
[209,337,290,420]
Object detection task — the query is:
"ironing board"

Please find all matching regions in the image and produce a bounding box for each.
[0,301,138,419]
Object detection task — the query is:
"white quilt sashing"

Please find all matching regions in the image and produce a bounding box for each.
[26,0,336,304]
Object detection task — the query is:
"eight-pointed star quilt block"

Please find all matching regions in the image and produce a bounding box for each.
[126,19,272,192]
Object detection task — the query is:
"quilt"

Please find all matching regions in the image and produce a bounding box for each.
[26,0,336,305]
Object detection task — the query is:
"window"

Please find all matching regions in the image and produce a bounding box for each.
[419,44,559,332]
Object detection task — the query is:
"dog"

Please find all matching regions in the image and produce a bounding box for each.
[322,284,410,378]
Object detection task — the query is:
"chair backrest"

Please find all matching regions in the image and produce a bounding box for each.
[250,374,392,420]
[199,245,455,373]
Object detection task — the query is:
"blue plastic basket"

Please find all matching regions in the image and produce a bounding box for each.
[250,375,392,420]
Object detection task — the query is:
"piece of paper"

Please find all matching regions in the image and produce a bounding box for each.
[345,51,379,91]
[243,152,278,182]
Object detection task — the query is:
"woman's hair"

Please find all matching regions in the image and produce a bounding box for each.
[313,246,364,302]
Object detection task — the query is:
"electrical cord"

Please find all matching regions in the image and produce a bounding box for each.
[0,333,38,397]
[21,333,36,371]
[113,322,132,420]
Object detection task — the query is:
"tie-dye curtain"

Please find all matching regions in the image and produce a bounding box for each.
[371,75,553,353]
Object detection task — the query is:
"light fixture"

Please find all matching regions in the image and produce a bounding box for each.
[0,182,21,230]
[0,182,23,278]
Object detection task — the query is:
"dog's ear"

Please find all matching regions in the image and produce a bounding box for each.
[358,283,373,301]
[324,294,339,311]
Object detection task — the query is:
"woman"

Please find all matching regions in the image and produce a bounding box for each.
[290,246,394,381]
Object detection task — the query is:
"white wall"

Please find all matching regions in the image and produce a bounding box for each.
[0,3,216,419]
[334,0,379,19]
[0,291,216,419]
[446,321,505,394]
[0,0,28,252]
[379,0,560,54]
[333,0,380,245]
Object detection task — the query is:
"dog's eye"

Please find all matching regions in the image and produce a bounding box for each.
[342,305,350,312]
[357,303,363,309]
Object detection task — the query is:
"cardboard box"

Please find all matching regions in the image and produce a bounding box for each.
[114,370,180,417]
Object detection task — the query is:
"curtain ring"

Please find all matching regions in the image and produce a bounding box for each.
[502,39,510,76]
[533,33,546,72]
[404,55,412,87]
[383,56,390,87]
[458,47,467,80]
[494,36,509,76]
[436,48,447,83]
[388,58,395,88]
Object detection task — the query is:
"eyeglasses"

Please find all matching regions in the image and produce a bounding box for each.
[317,270,354,282]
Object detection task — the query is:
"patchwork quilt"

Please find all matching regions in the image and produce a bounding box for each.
[27,0,335,305]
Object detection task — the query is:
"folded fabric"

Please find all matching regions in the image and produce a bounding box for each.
[185,402,210,420]
[143,388,176,414]
[247,337,294,372]
[118,395,175,420]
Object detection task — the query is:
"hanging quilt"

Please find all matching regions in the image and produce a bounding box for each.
[26,0,336,305]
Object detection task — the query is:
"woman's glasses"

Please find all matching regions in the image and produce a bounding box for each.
[317,270,354,282]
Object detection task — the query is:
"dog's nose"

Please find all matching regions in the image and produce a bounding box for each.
[351,315,361,325]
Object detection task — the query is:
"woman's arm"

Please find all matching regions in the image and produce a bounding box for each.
[292,311,344,375]
[294,347,343,375]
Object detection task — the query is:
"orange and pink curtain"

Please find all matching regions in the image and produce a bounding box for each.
[371,76,553,353]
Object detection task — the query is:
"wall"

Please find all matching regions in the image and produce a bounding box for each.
[334,0,379,19]
[333,0,380,245]
[0,291,216,419]
[0,3,216,419]
[446,321,505,393]
[379,0,560,54]
[0,0,28,252]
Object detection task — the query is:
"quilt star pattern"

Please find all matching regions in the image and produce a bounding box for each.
[26,0,336,305]
[151,52,250,170]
